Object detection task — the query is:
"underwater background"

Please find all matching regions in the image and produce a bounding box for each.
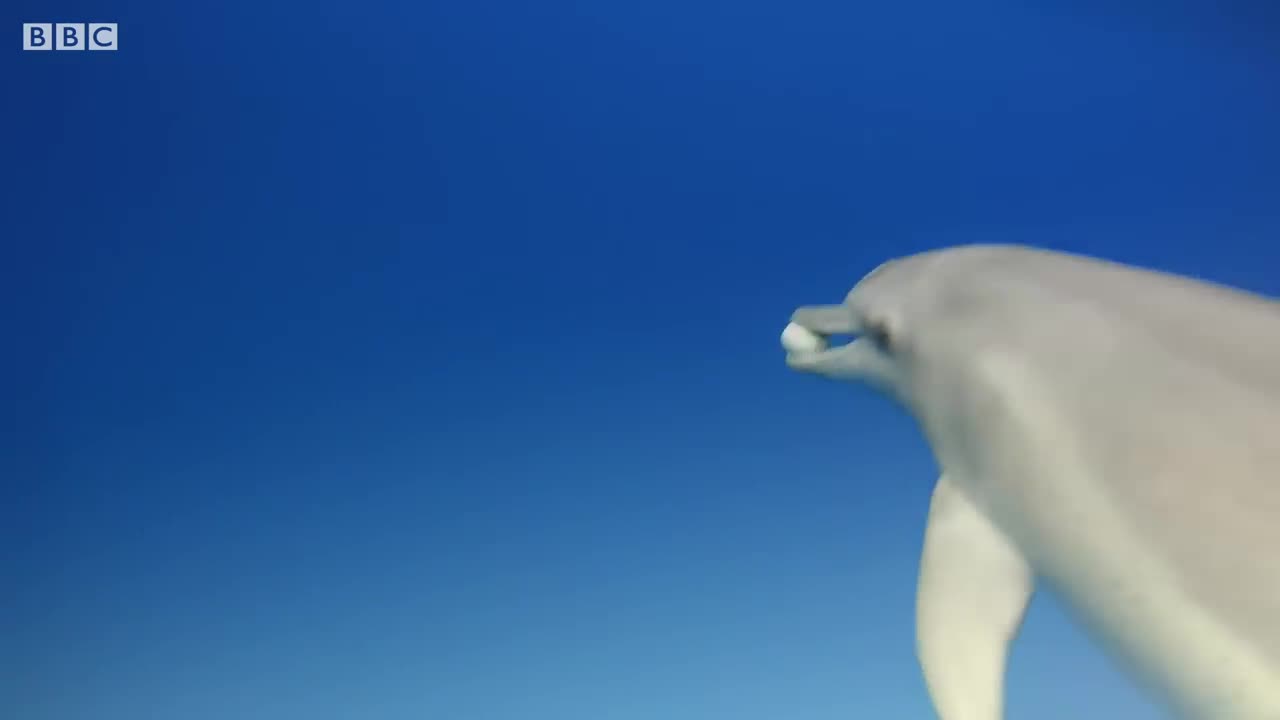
[7,0,1280,718]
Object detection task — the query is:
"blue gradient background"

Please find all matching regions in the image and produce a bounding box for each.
[5,1,1280,718]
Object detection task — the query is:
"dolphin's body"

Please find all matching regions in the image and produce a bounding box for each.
[783,245,1280,719]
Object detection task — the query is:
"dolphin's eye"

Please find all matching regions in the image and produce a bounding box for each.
[866,319,893,351]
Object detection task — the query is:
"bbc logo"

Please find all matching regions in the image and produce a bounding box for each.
[23,23,117,51]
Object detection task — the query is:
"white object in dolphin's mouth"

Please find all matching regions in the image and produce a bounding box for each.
[780,322,829,354]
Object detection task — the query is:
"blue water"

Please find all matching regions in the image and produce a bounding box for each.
[6,1,1280,718]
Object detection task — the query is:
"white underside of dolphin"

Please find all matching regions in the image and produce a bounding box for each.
[782,245,1280,719]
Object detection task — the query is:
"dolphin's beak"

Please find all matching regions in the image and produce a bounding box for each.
[785,304,876,379]
[789,304,863,337]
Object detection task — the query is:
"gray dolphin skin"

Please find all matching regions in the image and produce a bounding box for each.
[782,245,1280,719]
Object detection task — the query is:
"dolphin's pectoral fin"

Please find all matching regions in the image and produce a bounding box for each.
[916,475,1033,720]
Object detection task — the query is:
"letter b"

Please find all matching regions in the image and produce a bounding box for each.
[23,23,52,50]
[56,23,85,50]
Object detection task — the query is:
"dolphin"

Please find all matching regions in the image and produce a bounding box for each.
[781,244,1280,719]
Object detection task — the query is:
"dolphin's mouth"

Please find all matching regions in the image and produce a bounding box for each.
[784,303,896,378]
[792,303,898,352]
